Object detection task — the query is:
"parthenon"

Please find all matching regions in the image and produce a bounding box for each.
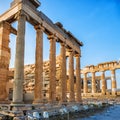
[0,0,83,104]
[81,61,120,97]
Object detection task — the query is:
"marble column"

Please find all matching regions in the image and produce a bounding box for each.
[13,12,26,104]
[97,80,101,92]
[33,25,44,103]
[0,21,11,101]
[60,42,67,103]
[92,72,96,93]
[111,69,117,95]
[83,73,88,94]
[101,71,106,95]
[75,53,82,102]
[105,80,107,90]
[48,35,56,103]
[68,50,75,102]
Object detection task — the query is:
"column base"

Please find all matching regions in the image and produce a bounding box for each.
[33,99,43,104]
[11,102,24,105]
[59,101,68,106]
[76,99,82,104]
[0,100,11,104]
[48,100,57,104]
[10,103,25,111]
[69,97,75,103]
[68,100,75,103]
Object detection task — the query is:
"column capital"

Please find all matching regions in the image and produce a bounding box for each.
[34,24,45,31]
[14,10,29,20]
[75,53,80,57]
[67,48,74,52]
[60,41,66,46]
[0,21,10,29]
[48,34,58,41]
[111,69,116,75]
[67,49,75,57]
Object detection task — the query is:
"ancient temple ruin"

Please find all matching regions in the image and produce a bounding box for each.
[0,0,83,105]
[81,61,120,97]
[8,59,120,104]
[8,56,81,103]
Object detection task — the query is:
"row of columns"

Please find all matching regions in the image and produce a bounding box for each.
[83,70,117,95]
[12,12,82,104]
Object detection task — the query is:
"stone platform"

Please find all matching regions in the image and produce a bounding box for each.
[0,100,112,120]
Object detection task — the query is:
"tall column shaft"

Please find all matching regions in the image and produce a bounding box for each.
[48,35,56,103]
[92,72,96,93]
[0,21,10,101]
[13,13,26,103]
[60,43,67,103]
[111,70,117,95]
[75,54,82,102]
[69,50,75,102]
[101,71,106,95]
[33,25,44,103]
[97,80,100,92]
[83,73,88,93]
[105,80,107,90]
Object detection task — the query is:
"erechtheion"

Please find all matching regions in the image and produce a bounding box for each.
[0,0,83,104]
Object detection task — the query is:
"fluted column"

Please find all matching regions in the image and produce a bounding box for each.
[83,73,88,94]
[60,42,67,103]
[68,50,75,102]
[75,53,82,102]
[105,80,107,90]
[0,22,11,101]
[101,71,106,95]
[92,72,96,93]
[33,25,44,103]
[13,12,26,104]
[97,80,100,92]
[111,69,117,95]
[48,35,57,103]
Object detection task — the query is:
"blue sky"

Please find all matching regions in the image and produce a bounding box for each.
[0,0,120,67]
[0,0,120,87]
[40,0,120,66]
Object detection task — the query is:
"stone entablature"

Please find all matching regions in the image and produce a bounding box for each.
[81,61,120,74]
[0,0,83,53]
